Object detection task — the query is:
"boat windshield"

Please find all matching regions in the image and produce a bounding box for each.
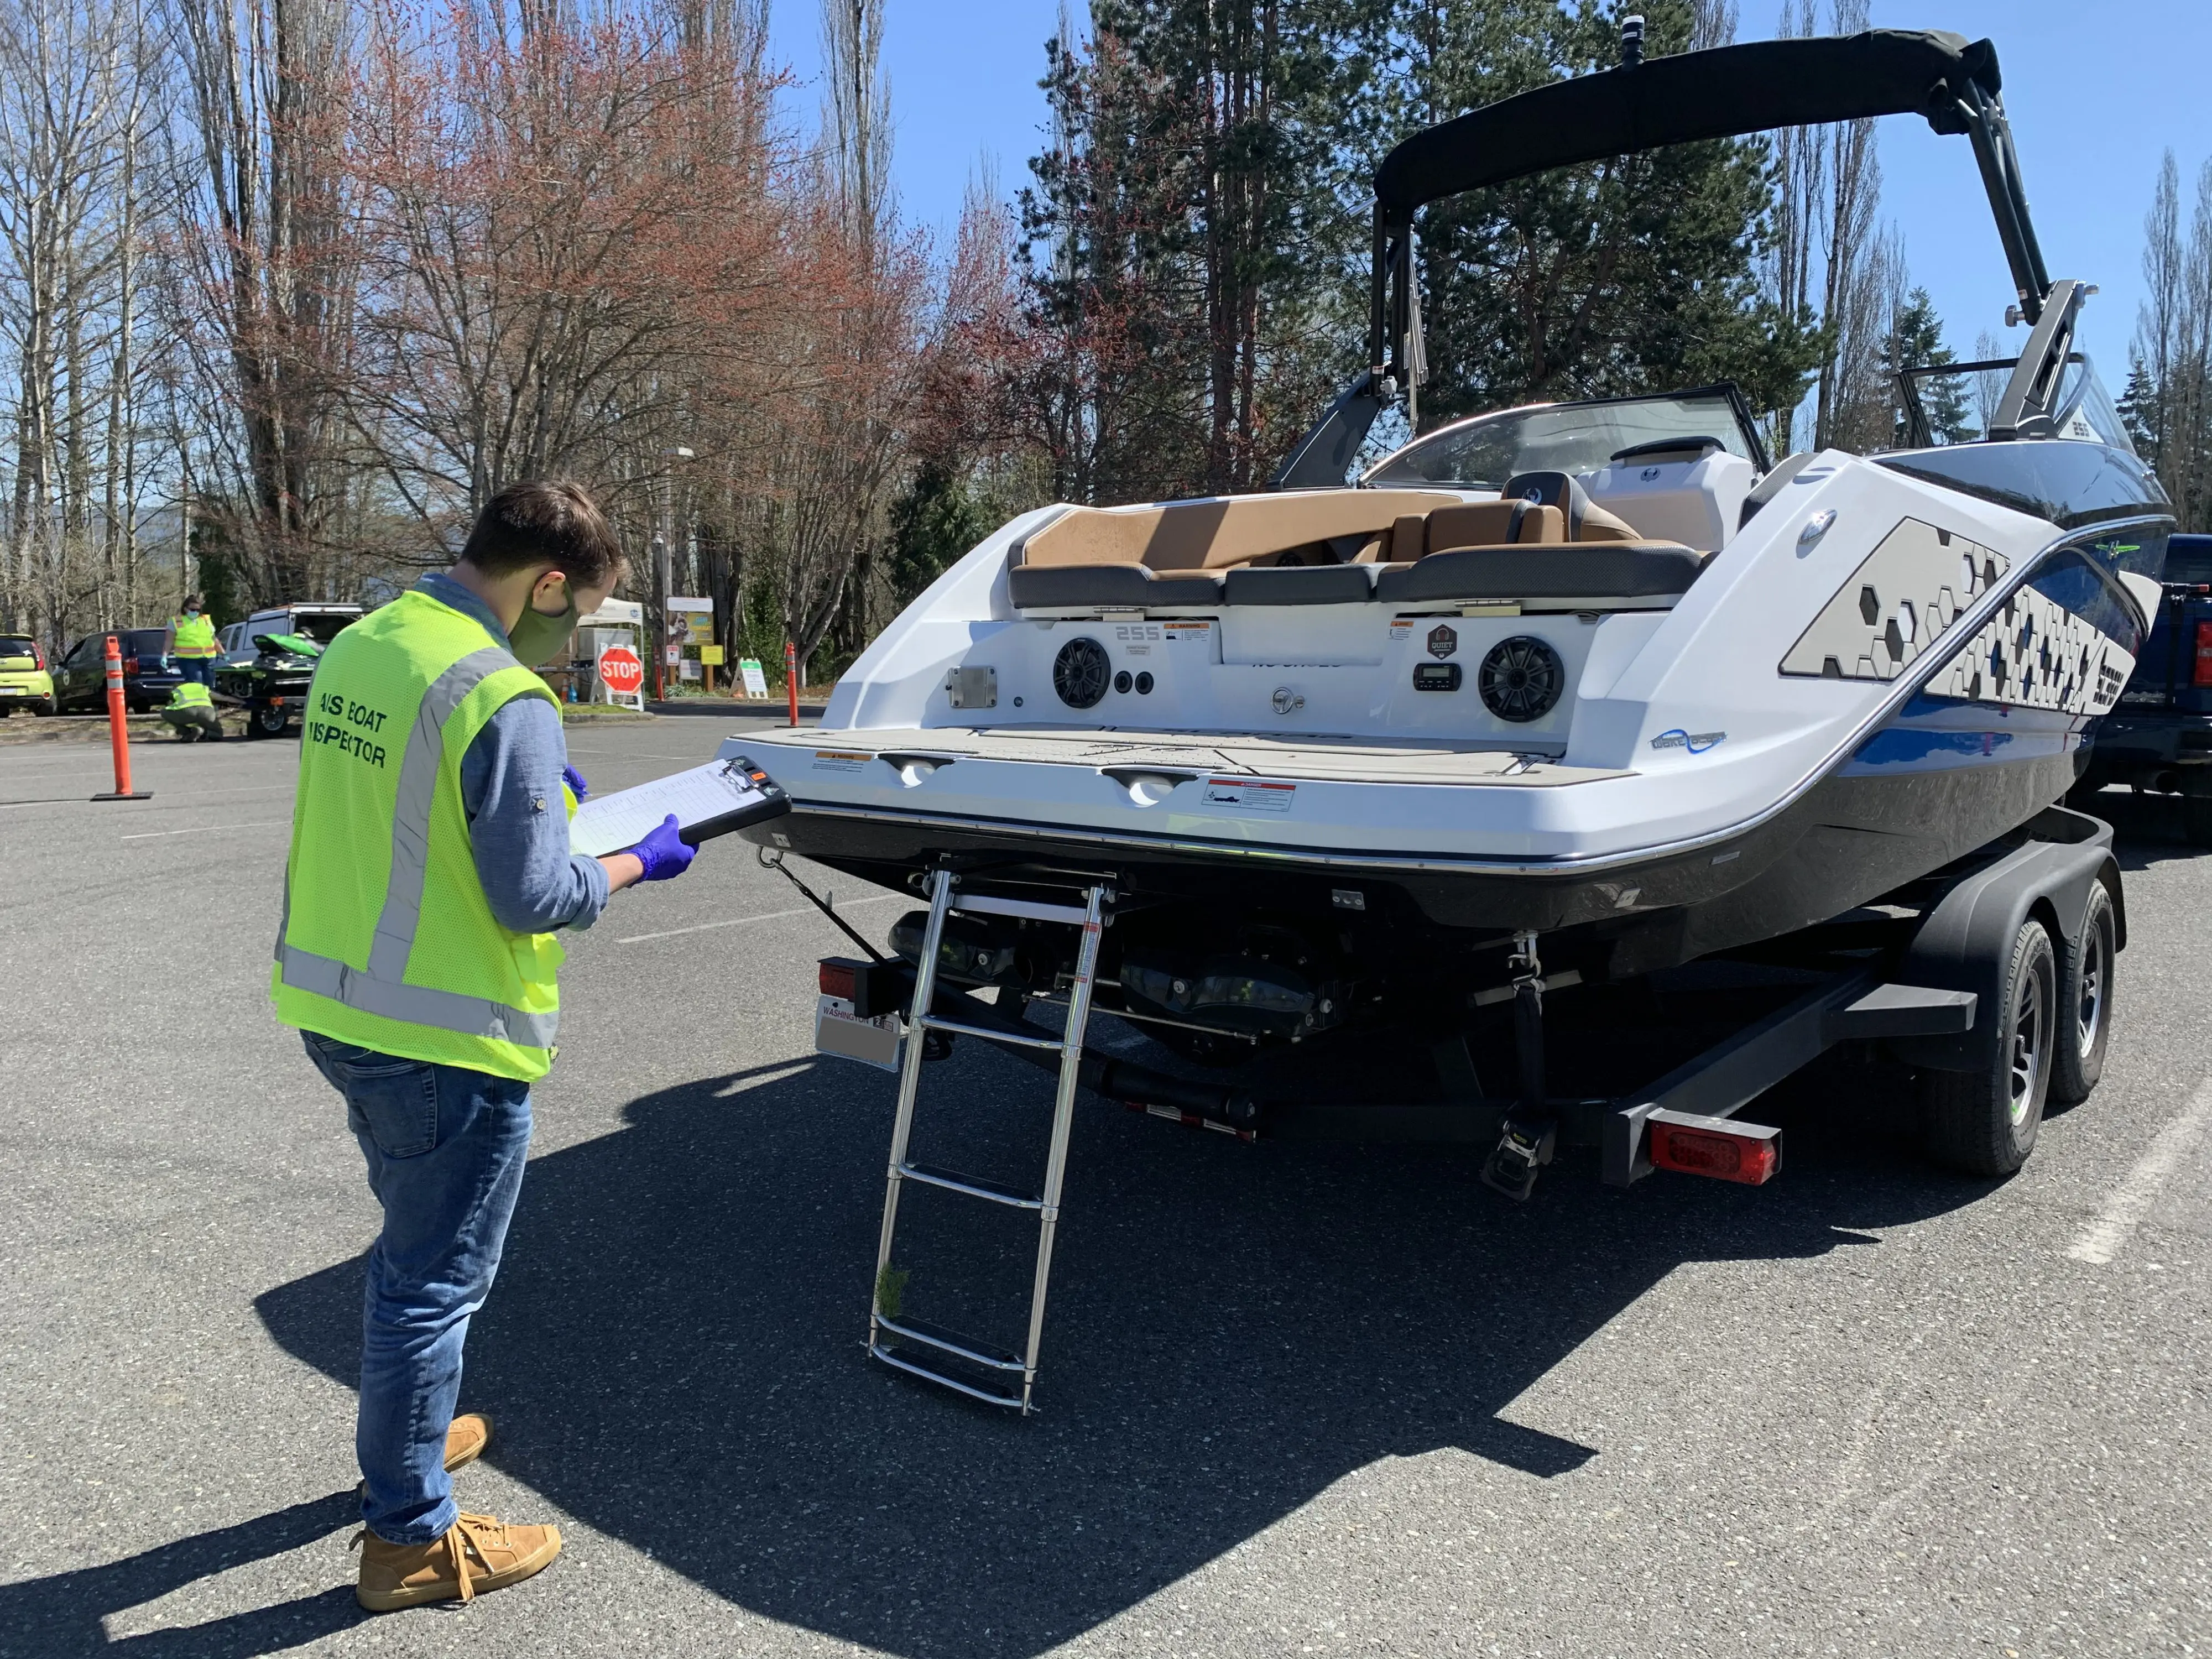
[1364,389,1761,489]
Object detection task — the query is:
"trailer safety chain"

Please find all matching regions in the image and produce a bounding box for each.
[758,846,889,963]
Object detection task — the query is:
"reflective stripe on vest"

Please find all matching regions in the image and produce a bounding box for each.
[172,613,218,656]
[274,941,559,1047]
[367,645,513,984]
[273,591,562,1079]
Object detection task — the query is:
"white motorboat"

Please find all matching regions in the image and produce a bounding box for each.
[739,28,2171,1053]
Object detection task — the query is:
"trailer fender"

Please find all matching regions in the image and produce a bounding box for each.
[1890,810,2120,1074]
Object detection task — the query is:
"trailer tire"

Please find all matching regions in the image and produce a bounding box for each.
[1919,917,2056,1177]
[252,702,290,739]
[2049,881,2115,1107]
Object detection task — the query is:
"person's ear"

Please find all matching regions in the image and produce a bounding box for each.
[531,568,569,611]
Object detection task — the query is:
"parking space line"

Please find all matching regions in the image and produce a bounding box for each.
[617,893,900,945]
[2067,1078,2212,1265]
[122,820,289,841]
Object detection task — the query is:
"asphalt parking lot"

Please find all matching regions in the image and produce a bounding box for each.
[2,716,2208,1657]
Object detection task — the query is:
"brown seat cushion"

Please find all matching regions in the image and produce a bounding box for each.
[1013,489,1467,573]
[1423,500,1564,553]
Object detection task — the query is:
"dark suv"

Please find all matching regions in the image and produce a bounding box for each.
[2079,533,2212,842]
[53,629,184,713]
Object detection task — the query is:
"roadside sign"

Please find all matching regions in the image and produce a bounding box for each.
[669,597,714,646]
[698,644,725,666]
[597,644,644,696]
[739,657,769,699]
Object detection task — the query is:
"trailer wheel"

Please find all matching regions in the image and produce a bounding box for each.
[1919,917,2056,1177]
[252,702,290,739]
[2049,882,2115,1107]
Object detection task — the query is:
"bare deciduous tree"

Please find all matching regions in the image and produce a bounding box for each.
[167,0,359,602]
[0,0,170,644]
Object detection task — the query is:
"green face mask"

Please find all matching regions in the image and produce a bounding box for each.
[508,580,577,666]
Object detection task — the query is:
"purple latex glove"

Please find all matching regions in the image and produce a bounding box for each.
[626,813,695,881]
[562,763,589,799]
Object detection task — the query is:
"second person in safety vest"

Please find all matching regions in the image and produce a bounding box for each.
[272,478,695,1613]
[166,594,220,686]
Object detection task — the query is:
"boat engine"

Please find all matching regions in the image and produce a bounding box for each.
[1119,929,1349,1044]
[889,909,1031,988]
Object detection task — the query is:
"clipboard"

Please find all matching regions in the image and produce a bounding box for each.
[567,754,791,858]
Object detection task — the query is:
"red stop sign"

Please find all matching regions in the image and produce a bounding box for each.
[597,645,644,695]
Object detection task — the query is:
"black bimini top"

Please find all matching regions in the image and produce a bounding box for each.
[1374,30,2000,216]
[1269,28,2047,489]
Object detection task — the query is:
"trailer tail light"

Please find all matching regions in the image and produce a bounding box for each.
[820,956,903,1020]
[2195,622,2212,688]
[1646,1110,1781,1185]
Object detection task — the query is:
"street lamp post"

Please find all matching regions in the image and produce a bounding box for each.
[650,531,669,702]
[654,446,695,703]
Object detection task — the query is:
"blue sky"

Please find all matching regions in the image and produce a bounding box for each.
[767,0,2210,383]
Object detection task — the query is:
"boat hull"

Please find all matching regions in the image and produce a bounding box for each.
[741,728,2083,975]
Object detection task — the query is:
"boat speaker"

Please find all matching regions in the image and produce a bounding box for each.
[1478,635,1564,722]
[1053,636,1112,709]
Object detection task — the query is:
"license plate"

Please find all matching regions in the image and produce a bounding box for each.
[815,994,902,1071]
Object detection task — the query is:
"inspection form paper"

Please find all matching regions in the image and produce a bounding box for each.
[567,755,790,858]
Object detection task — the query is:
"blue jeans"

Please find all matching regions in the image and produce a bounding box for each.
[175,657,214,686]
[302,1032,534,1544]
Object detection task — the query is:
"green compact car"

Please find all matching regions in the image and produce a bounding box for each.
[0,634,55,716]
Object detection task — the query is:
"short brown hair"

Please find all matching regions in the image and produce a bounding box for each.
[460,479,624,586]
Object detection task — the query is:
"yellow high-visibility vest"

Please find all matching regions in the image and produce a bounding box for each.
[272,590,564,1081]
[171,613,218,658]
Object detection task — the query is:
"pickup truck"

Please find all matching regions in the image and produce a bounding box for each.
[2079,533,2212,842]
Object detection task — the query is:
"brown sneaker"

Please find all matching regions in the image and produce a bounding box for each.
[355,1412,492,1499]
[441,1412,492,1474]
[352,1511,562,1611]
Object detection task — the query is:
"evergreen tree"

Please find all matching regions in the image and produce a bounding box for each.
[1883,287,1974,445]
[1015,0,1828,498]
[1397,0,1822,428]
[1019,0,1389,501]
[886,460,993,608]
[2117,353,2162,461]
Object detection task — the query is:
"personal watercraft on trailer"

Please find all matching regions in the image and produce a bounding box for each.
[744,26,2162,1410]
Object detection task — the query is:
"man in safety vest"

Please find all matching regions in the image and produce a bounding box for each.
[273,479,696,1612]
[166,594,220,685]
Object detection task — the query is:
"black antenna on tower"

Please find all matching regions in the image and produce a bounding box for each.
[1620,13,1645,69]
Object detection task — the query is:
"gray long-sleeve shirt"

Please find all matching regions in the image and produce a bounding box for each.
[419,572,610,935]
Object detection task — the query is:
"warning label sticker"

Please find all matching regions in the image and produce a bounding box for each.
[1388,616,1421,641]
[811,750,873,772]
[1202,778,1297,813]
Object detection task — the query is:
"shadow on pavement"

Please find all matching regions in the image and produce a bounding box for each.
[238,1035,1988,1658]
[0,1491,364,1658]
[2072,784,2206,872]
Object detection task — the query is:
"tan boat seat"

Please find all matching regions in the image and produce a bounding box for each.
[1008,488,1463,608]
[1005,481,1664,611]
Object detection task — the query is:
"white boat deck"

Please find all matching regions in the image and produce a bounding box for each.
[747,726,1634,787]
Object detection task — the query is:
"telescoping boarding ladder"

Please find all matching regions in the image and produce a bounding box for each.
[868,868,1111,1413]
